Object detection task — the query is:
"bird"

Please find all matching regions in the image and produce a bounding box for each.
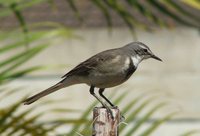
[23,42,162,108]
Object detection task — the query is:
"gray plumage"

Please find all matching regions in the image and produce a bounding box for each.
[24,42,162,105]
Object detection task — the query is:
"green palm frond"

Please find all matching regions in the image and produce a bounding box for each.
[0,87,85,136]
[9,2,29,46]
[181,129,200,136]
[0,88,197,136]
[0,25,74,84]
[1,0,199,36]
[0,43,47,84]
[0,1,199,135]
[66,0,83,22]
[92,0,112,30]
[124,103,167,136]
[63,91,177,136]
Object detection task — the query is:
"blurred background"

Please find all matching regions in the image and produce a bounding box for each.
[0,0,200,136]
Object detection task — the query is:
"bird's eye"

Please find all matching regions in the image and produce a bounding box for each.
[144,49,148,52]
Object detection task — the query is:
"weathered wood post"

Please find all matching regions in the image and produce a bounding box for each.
[92,107,120,136]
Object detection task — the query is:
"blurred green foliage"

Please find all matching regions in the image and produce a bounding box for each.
[0,0,199,135]
[0,0,199,38]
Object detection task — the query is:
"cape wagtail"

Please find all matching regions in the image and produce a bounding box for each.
[24,42,162,109]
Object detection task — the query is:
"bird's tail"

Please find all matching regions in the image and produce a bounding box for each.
[23,82,64,105]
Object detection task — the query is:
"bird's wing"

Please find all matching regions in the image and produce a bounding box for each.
[61,49,119,78]
[61,57,98,78]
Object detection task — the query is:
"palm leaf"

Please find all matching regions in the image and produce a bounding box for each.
[65,0,82,22]
[1,0,200,31]
[0,0,48,17]
[18,115,48,136]
[9,2,29,46]
[67,100,99,135]
[0,100,22,127]
[0,107,37,133]
[147,0,199,28]
[181,129,200,136]
[140,112,177,136]
[119,96,156,132]
[125,102,166,136]
[121,93,149,116]
[0,31,51,84]
[0,89,84,136]
[126,0,166,28]
[4,66,43,79]
[182,0,200,9]
[92,0,112,29]
[103,0,139,38]
[0,87,24,101]
[165,0,200,23]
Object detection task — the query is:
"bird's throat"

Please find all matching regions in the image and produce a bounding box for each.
[131,55,142,67]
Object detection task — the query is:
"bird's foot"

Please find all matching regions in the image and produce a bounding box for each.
[120,114,125,122]
[101,105,125,120]
[101,105,114,119]
[111,106,125,121]
[118,109,125,122]
[106,107,114,119]
[112,105,118,109]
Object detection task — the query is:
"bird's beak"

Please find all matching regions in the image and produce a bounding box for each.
[151,54,162,61]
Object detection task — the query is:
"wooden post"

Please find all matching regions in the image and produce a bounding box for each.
[92,107,120,136]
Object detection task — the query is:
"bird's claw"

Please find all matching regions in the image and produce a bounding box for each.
[120,115,125,122]
[106,107,114,119]
[112,105,118,109]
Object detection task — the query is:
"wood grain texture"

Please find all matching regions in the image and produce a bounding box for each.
[93,107,120,136]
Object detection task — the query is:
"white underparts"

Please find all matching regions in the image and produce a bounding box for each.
[131,55,142,67]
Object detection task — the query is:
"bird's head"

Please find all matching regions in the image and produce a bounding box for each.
[124,42,162,62]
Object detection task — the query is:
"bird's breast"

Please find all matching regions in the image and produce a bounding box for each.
[86,57,137,88]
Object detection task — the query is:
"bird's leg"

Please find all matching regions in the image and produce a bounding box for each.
[89,86,107,107]
[99,88,125,121]
[98,88,116,108]
[89,86,114,119]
